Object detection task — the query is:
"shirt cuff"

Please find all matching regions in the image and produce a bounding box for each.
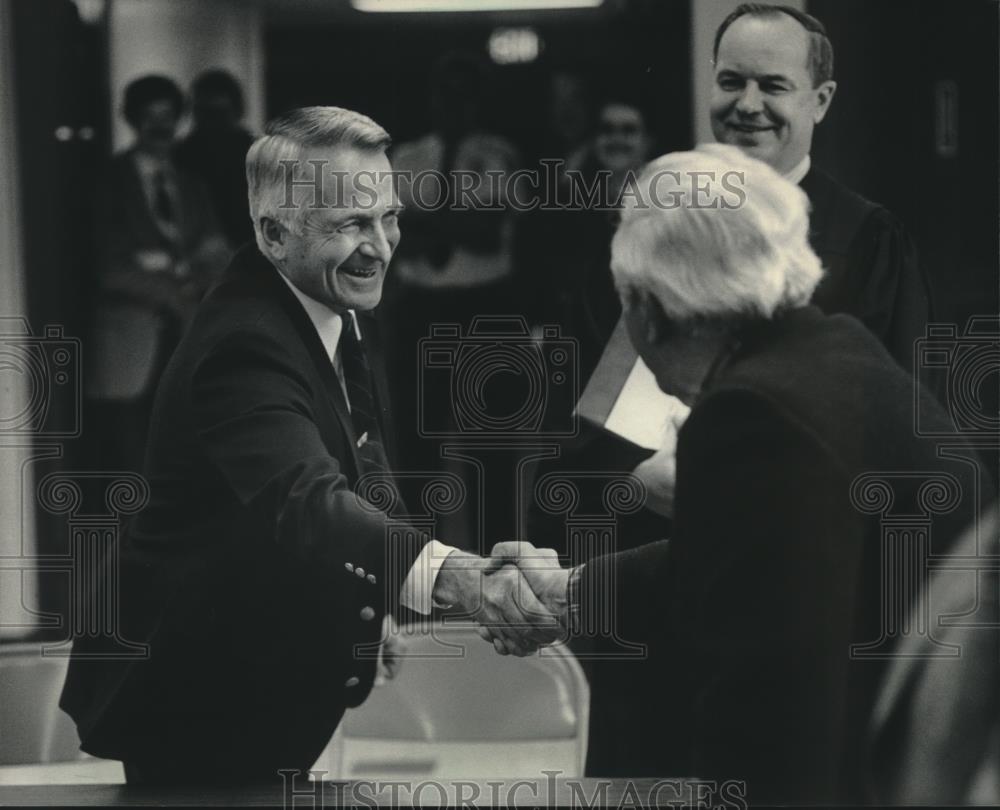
[399,540,459,615]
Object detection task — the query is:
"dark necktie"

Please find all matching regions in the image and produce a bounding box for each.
[153,169,174,223]
[339,314,390,476]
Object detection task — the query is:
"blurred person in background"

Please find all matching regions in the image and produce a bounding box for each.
[518,96,669,778]
[519,95,659,543]
[393,133,524,292]
[384,52,535,544]
[561,97,653,378]
[86,74,228,473]
[382,132,530,545]
[520,96,654,385]
[391,51,494,269]
[176,68,256,250]
[534,68,593,175]
[487,145,984,803]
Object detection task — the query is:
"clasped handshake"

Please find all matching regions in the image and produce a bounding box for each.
[431,542,576,656]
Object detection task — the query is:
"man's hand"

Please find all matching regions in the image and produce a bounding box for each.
[133,248,173,274]
[631,402,690,518]
[376,616,404,685]
[485,541,569,622]
[433,551,563,656]
[478,541,571,651]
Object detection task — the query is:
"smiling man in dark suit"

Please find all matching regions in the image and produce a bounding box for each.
[711,3,931,372]
[61,106,558,785]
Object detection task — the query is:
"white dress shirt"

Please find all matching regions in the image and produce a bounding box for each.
[132,150,181,244]
[277,271,457,614]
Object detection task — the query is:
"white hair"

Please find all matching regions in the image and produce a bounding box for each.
[246,106,391,253]
[610,143,823,327]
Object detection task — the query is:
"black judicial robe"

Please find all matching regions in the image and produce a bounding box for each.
[802,167,931,373]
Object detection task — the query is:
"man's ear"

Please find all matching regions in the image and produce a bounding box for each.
[813,80,838,124]
[258,216,289,261]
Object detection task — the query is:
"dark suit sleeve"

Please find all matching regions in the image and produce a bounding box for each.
[191,329,429,613]
[849,210,929,373]
[577,539,669,646]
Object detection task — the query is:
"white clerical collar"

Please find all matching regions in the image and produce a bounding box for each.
[276,270,357,364]
[784,154,812,186]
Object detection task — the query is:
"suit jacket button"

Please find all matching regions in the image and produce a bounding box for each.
[360,606,375,621]
[345,563,354,573]
[345,676,360,688]
[366,574,376,584]
[355,567,365,578]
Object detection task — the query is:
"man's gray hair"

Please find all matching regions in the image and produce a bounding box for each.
[610,144,823,327]
[246,106,391,252]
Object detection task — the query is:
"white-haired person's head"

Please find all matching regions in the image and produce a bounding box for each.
[611,143,822,327]
[246,106,392,255]
[610,143,823,401]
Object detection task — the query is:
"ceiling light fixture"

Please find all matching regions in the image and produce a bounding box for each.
[352,0,602,13]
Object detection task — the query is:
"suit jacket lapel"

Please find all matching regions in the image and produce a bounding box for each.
[123,149,181,248]
[355,311,395,461]
[248,251,364,477]
[799,168,826,250]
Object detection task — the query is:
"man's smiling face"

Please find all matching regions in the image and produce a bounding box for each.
[278,146,400,313]
[710,14,835,175]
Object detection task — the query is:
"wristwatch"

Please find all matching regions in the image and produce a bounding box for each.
[565,564,584,636]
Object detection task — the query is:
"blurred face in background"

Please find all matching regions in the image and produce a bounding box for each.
[594,103,650,173]
[194,93,241,133]
[710,14,836,175]
[134,99,180,157]
[449,134,519,253]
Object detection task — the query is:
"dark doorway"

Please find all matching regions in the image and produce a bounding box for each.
[12,0,109,635]
[809,0,999,328]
